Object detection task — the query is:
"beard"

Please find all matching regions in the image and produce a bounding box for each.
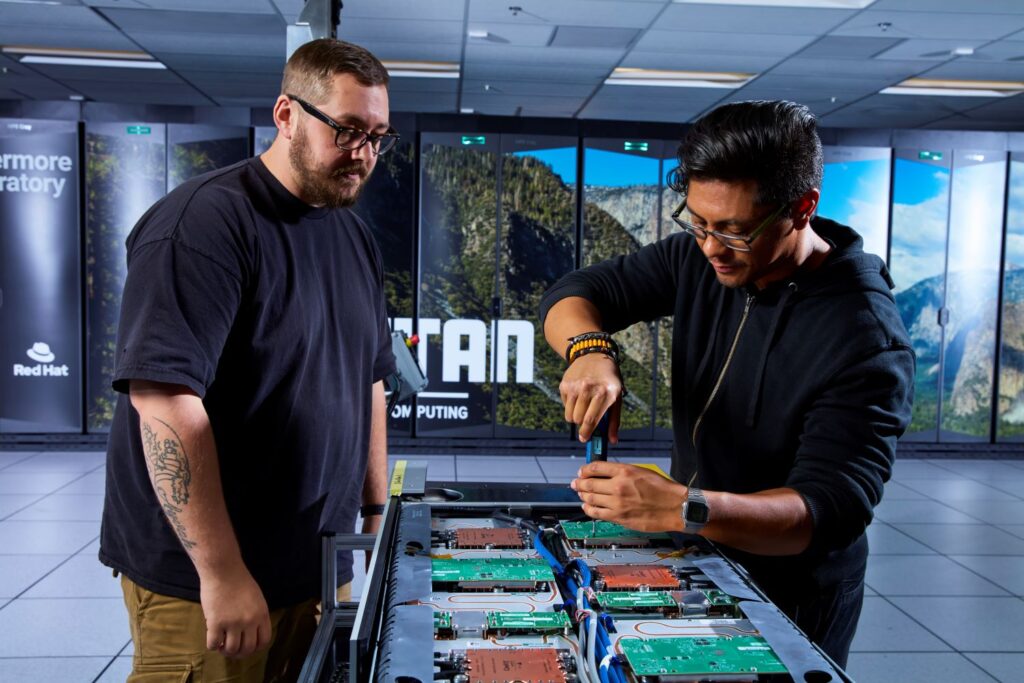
[288,124,371,209]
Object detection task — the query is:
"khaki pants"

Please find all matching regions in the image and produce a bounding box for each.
[121,575,352,683]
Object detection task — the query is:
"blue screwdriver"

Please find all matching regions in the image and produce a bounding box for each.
[585,412,611,534]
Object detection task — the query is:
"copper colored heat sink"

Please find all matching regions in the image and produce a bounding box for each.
[597,564,679,590]
[455,527,525,549]
[465,648,567,683]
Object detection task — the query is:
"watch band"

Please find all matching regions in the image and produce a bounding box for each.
[360,504,386,517]
[682,487,709,534]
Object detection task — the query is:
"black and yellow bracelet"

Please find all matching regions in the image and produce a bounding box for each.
[565,331,620,365]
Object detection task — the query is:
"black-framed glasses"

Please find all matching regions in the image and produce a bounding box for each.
[671,199,789,252]
[287,94,400,155]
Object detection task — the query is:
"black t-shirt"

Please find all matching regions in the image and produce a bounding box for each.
[99,157,395,609]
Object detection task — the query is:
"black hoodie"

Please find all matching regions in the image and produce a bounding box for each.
[539,217,914,598]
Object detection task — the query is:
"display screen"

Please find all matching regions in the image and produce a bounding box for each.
[820,146,892,262]
[85,123,167,432]
[890,151,951,440]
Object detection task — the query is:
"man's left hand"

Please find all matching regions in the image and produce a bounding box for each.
[571,461,687,532]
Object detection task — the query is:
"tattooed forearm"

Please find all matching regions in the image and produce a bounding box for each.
[141,418,197,551]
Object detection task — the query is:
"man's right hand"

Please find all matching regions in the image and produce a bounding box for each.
[200,564,272,659]
[559,352,623,443]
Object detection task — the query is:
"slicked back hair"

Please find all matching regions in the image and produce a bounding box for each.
[281,38,389,104]
[673,100,823,206]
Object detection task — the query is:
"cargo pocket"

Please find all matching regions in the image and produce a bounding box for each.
[128,662,193,683]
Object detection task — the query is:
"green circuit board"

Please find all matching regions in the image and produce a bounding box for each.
[619,636,787,677]
[486,611,571,634]
[595,591,677,610]
[561,520,671,545]
[431,558,554,584]
[433,611,453,635]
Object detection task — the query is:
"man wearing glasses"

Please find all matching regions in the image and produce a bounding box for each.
[101,39,397,681]
[540,100,914,667]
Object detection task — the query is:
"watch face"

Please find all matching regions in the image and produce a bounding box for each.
[686,502,710,525]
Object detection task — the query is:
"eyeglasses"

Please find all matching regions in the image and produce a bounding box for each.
[670,199,789,252]
[287,94,400,155]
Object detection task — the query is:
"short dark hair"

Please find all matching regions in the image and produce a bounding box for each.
[673,100,823,206]
[282,38,389,103]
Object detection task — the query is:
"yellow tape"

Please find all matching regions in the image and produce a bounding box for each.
[389,460,407,496]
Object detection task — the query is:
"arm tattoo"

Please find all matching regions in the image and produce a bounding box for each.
[141,418,196,551]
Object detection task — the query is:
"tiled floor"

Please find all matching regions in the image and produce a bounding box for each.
[0,451,1022,682]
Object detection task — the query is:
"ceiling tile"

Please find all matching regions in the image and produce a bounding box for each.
[660,5,854,36]
[1,4,114,30]
[130,32,285,57]
[462,79,597,98]
[464,63,612,82]
[356,41,462,63]
[469,0,664,30]
[87,0,278,12]
[389,90,456,113]
[975,40,1024,61]
[872,0,1024,13]
[874,39,990,61]
[770,56,934,79]
[550,26,640,49]
[798,36,905,60]
[461,93,586,114]
[99,8,284,33]
[342,0,466,22]
[385,78,460,95]
[157,54,286,74]
[65,79,212,105]
[634,30,815,57]
[466,44,624,68]
[341,18,463,44]
[922,60,1024,81]
[831,10,1024,41]
[0,26,139,52]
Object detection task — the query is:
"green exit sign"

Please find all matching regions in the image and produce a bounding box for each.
[127,125,152,135]
[461,135,486,146]
[918,150,943,161]
[624,141,649,152]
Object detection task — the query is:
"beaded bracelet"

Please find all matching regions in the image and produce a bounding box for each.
[565,331,620,365]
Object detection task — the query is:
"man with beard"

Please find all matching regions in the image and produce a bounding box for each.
[100,39,397,682]
[540,101,913,668]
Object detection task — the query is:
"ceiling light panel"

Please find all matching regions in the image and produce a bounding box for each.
[606,67,755,88]
[624,52,779,73]
[19,55,166,69]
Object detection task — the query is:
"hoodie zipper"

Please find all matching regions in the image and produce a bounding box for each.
[691,293,754,447]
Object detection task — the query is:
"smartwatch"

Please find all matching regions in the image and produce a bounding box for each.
[681,487,709,534]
